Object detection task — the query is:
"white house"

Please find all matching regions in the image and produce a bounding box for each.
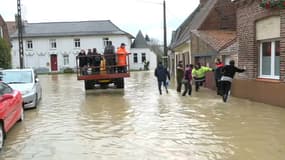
[129,31,157,71]
[10,20,134,73]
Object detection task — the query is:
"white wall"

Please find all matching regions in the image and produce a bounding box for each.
[11,35,131,72]
[129,48,157,71]
[256,16,280,40]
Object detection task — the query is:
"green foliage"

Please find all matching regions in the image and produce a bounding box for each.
[260,0,285,9]
[0,38,11,69]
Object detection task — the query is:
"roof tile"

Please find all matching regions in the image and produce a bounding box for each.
[10,20,133,38]
[191,30,236,51]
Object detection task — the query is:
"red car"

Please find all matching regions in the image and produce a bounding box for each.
[0,82,24,150]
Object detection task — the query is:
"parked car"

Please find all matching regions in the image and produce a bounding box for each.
[1,69,42,109]
[0,82,24,150]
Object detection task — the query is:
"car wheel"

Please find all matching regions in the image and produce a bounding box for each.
[0,123,4,151]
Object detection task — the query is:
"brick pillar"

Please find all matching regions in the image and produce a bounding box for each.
[281,10,285,81]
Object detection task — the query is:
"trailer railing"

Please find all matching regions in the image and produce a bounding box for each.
[76,53,131,80]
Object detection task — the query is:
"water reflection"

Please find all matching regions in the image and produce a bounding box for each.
[0,72,284,160]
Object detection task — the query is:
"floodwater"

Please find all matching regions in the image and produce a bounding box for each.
[0,71,285,160]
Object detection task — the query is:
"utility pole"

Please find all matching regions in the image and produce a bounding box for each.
[17,0,24,68]
[163,0,168,68]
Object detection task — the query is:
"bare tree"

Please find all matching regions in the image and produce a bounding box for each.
[147,38,164,63]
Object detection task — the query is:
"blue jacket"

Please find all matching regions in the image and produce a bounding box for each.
[155,64,170,81]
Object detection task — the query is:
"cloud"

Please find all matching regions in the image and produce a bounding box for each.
[0,0,199,43]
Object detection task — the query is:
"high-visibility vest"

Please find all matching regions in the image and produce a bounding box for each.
[116,47,128,66]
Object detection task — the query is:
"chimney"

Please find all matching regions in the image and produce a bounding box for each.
[200,0,208,5]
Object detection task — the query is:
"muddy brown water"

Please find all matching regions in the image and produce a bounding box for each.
[0,71,284,160]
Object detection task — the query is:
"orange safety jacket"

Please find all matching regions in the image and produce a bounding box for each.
[116,47,128,66]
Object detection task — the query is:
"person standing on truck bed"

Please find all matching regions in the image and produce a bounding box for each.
[87,49,93,73]
[116,43,128,73]
[104,41,116,73]
[78,49,87,75]
[93,48,101,74]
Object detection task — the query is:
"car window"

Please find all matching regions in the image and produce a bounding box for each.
[0,71,3,81]
[0,83,13,96]
[2,71,33,84]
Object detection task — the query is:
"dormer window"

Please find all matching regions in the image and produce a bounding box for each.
[26,40,33,50]
[50,39,57,49]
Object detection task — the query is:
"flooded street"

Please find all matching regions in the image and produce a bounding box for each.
[0,71,285,160]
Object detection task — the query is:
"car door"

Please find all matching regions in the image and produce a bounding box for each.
[0,83,16,132]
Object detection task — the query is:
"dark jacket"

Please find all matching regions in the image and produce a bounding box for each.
[222,65,245,78]
[104,45,115,55]
[176,64,184,82]
[155,64,170,81]
[94,52,102,64]
[104,45,116,65]
[78,52,87,67]
[214,62,224,80]
[87,50,94,65]
[184,67,192,81]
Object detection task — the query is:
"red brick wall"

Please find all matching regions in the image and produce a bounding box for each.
[200,0,236,30]
[232,79,285,107]
[281,10,285,81]
[236,0,284,80]
[0,16,10,43]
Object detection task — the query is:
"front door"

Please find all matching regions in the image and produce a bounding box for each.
[50,54,58,71]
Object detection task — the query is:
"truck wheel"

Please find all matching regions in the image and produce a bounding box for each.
[116,78,124,89]
[84,80,94,90]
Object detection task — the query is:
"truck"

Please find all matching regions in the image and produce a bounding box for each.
[76,53,130,90]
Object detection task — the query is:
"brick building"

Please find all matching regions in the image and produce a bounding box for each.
[233,0,285,107]
[0,15,10,43]
[169,0,237,89]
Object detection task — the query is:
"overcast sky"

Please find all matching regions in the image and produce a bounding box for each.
[0,0,199,43]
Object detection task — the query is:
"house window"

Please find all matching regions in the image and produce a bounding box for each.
[26,40,33,50]
[74,39,80,48]
[133,53,138,63]
[259,40,280,79]
[103,37,109,47]
[50,39,57,49]
[141,53,146,63]
[63,55,69,65]
[0,27,3,38]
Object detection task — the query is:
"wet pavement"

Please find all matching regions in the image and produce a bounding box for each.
[0,71,285,160]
